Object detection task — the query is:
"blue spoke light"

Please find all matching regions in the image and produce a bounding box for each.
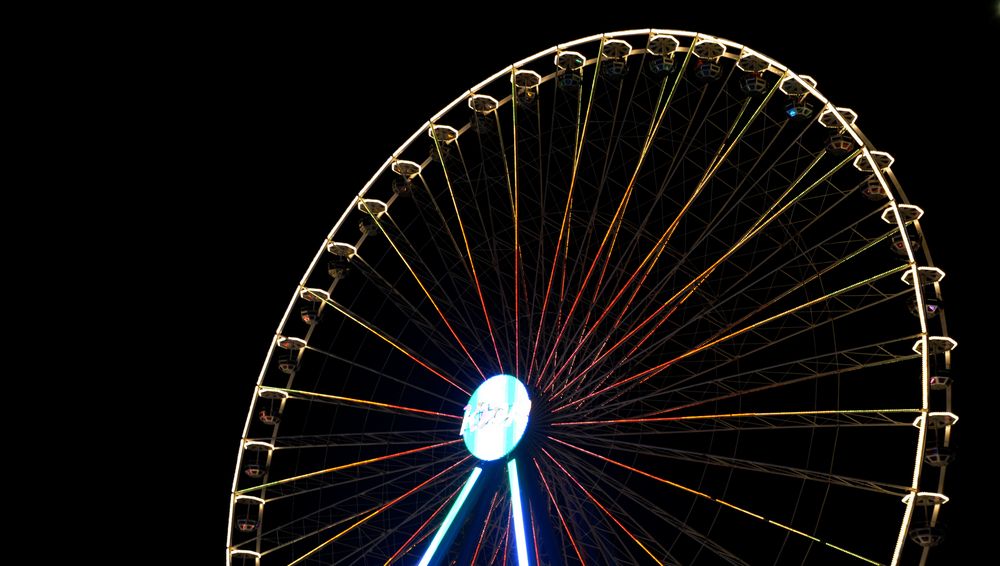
[418,466,483,566]
[508,459,530,566]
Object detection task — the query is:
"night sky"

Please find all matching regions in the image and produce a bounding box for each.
[193,4,996,562]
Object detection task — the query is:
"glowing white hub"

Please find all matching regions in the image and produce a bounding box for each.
[460,374,531,461]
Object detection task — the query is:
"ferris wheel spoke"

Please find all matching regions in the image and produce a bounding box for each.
[539,76,703,381]
[540,60,648,339]
[583,325,906,425]
[408,169,474,282]
[491,96,537,376]
[529,501,542,566]
[617,482,745,566]
[644,214,893,357]
[558,215,891,411]
[525,82,588,386]
[383,482,465,565]
[468,490,503,565]
[540,458,643,564]
[628,132,835,308]
[258,452,458,505]
[250,455,465,523]
[263,387,461,420]
[466,118,520,368]
[553,407,922,430]
[358,202,489,380]
[577,223,903,404]
[649,203,885,336]
[305,300,472,395]
[554,413,913,437]
[555,439,723,564]
[589,115,806,373]
[553,149,859,404]
[568,48,662,262]
[532,457,588,564]
[476,500,510,566]
[527,41,619,386]
[555,261,910,413]
[594,63,744,279]
[404,172,494,354]
[572,336,919,421]
[585,70,727,313]
[674,225,899,345]
[271,342,464,410]
[236,454,461,554]
[258,429,457,451]
[660,336,918,406]
[242,453,461,552]
[571,38,608,179]
[436,138,519,360]
[512,89,550,383]
[430,131,507,373]
[576,230,915,422]
[571,461,687,565]
[541,446,668,565]
[510,71,526,377]
[539,61,700,393]
[549,436,884,565]
[341,475,470,566]
[546,458,619,560]
[536,141,628,388]
[236,439,463,495]
[552,442,748,566]
[369,211,484,341]
[548,80,785,396]
[499,511,513,566]
[608,105,789,310]
[550,98,761,393]
[586,290,916,419]
[285,454,473,565]
[350,253,476,372]
[253,505,373,557]
[612,142,828,334]
[615,62,784,265]
[547,275,693,401]
[549,430,912,496]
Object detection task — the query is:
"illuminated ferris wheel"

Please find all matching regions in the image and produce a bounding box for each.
[227,29,957,565]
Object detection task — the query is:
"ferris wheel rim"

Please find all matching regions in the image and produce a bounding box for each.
[227,29,955,566]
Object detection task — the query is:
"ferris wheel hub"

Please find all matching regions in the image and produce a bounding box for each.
[459,374,531,461]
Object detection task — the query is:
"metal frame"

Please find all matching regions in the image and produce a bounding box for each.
[227,30,956,566]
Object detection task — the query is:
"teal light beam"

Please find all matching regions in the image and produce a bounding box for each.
[418,466,483,566]
[508,459,530,566]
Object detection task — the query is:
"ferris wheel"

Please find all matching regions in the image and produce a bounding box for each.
[227,29,957,565]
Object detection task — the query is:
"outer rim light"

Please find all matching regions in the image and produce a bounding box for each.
[911,336,958,355]
[460,375,531,461]
[901,492,950,506]
[243,440,274,451]
[298,287,330,303]
[901,266,945,286]
[234,495,264,505]
[914,411,959,428]
[880,204,924,224]
[258,387,289,399]
[231,31,941,564]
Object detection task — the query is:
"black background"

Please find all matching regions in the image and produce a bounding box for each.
[181,3,997,561]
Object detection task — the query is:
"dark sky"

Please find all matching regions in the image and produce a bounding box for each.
[191,3,997,561]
